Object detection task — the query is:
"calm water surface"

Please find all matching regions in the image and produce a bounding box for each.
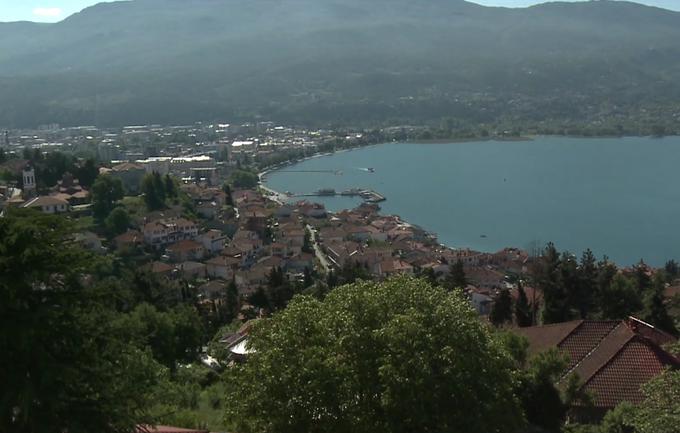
[265,137,680,266]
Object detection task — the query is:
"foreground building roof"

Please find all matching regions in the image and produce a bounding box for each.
[515,317,679,411]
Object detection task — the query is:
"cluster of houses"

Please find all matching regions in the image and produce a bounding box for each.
[0,163,91,215]
[111,187,317,310]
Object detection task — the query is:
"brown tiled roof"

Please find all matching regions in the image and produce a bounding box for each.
[149,261,173,274]
[567,322,634,386]
[167,239,202,252]
[515,320,583,355]
[558,320,621,370]
[517,318,680,410]
[582,337,680,408]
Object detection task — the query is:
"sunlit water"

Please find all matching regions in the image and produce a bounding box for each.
[265,137,680,266]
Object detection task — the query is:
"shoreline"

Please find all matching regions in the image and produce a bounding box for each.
[257,135,679,267]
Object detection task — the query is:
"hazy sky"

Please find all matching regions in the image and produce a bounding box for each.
[0,0,678,22]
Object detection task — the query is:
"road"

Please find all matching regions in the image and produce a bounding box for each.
[307,224,331,273]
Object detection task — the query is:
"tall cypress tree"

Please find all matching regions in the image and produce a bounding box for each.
[490,288,513,327]
[515,282,533,327]
[576,249,598,319]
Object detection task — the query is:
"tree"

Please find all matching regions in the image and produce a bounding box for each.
[517,349,570,432]
[599,402,636,433]
[642,273,677,335]
[576,249,598,318]
[152,172,167,203]
[76,158,99,188]
[141,172,165,210]
[91,174,124,219]
[631,370,680,433]
[224,276,525,433]
[633,260,652,292]
[664,260,679,281]
[515,282,533,327]
[490,288,513,326]
[104,206,131,236]
[229,170,259,189]
[0,210,160,433]
[302,227,313,253]
[224,278,239,324]
[222,182,234,205]
[600,274,642,320]
[445,259,467,291]
[164,174,177,198]
[533,243,568,324]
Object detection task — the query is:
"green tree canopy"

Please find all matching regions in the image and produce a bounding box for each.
[104,206,131,237]
[229,169,259,189]
[225,276,525,433]
[0,210,159,433]
[632,370,680,433]
[91,174,125,219]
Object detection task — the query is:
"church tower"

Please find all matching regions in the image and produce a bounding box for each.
[22,164,37,199]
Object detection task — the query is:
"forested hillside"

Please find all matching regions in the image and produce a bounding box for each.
[2,0,680,128]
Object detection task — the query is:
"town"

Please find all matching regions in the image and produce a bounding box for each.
[1,121,679,432]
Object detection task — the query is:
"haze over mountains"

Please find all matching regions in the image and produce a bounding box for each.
[2,0,680,128]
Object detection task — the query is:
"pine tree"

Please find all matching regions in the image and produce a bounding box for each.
[141,173,164,210]
[532,243,567,324]
[303,267,314,289]
[445,260,467,291]
[225,277,239,323]
[152,171,166,203]
[576,248,598,318]
[642,273,677,335]
[490,288,513,326]
[164,174,176,198]
[515,282,533,327]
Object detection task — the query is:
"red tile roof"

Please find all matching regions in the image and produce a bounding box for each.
[558,320,620,370]
[516,318,679,410]
[582,337,679,408]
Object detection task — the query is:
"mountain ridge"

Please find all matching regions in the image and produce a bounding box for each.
[2,0,680,128]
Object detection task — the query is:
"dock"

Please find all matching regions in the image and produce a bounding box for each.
[293,188,386,203]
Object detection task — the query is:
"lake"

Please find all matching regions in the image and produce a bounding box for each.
[264,137,680,266]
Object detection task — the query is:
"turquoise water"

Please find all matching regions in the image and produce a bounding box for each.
[265,137,680,266]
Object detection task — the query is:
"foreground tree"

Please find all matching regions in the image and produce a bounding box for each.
[225,276,525,433]
[0,210,159,433]
[632,370,680,433]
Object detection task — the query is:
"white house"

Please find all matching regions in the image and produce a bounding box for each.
[21,196,70,214]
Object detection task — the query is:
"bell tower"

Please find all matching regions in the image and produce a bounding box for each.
[22,164,36,199]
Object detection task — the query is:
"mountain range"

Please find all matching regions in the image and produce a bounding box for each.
[2,0,680,128]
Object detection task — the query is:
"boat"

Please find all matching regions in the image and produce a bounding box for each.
[367,167,375,173]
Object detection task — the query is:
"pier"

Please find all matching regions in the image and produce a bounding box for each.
[292,188,386,203]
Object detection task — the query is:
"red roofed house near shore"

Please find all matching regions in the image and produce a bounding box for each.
[514,317,679,421]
